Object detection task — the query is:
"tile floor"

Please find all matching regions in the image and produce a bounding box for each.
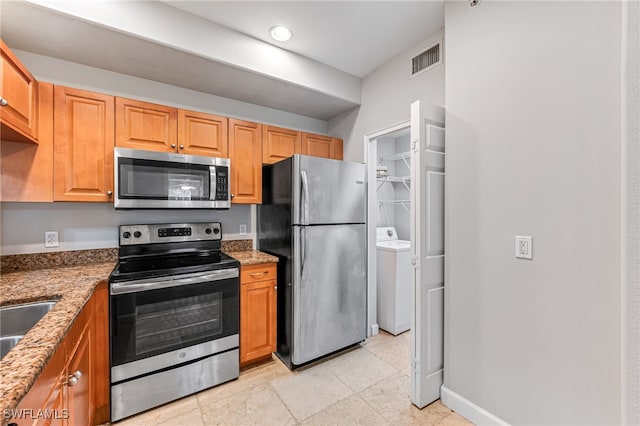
[114,331,472,425]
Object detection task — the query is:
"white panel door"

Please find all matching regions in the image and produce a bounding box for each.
[410,100,445,408]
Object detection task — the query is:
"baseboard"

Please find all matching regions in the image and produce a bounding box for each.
[440,385,510,426]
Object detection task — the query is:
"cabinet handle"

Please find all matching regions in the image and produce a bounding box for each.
[179,145,185,149]
[171,144,177,149]
[249,272,268,278]
[107,190,113,196]
[67,370,82,386]
[0,98,8,107]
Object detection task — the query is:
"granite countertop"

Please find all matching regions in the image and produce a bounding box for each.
[0,262,114,416]
[225,250,279,265]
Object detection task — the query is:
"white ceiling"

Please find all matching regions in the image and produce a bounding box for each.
[1,0,444,120]
[162,1,445,78]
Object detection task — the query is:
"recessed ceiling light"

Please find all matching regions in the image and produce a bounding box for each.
[270,26,292,42]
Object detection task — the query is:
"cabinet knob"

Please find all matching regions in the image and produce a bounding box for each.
[274,285,277,290]
[179,145,185,149]
[67,371,82,386]
[107,190,113,196]
[231,194,235,199]
[0,98,8,107]
[171,144,177,149]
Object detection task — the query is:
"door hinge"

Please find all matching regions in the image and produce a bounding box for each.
[412,358,419,371]
[411,139,419,152]
[411,256,419,268]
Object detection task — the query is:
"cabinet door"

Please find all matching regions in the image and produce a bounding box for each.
[178,109,228,157]
[229,119,262,204]
[0,39,38,143]
[262,125,301,164]
[66,324,93,426]
[115,97,177,152]
[54,86,114,202]
[14,341,66,426]
[92,282,110,425]
[331,137,343,160]
[240,279,277,366]
[301,133,333,159]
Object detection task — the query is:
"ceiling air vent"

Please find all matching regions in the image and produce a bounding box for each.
[410,41,442,78]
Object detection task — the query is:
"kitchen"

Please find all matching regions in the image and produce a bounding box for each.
[0,1,637,426]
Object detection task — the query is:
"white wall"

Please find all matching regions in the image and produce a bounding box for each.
[1,52,330,255]
[0,203,251,255]
[623,1,640,423]
[328,29,445,162]
[443,1,622,424]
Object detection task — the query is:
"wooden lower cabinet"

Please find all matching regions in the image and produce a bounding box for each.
[14,282,109,426]
[240,263,277,367]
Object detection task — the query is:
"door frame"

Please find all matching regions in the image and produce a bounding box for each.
[364,120,410,337]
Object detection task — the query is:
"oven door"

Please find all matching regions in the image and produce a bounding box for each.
[110,268,239,382]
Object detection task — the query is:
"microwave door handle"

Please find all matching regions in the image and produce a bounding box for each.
[210,166,217,200]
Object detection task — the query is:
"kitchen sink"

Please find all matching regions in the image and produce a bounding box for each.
[0,301,57,360]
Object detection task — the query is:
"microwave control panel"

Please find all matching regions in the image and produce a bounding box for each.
[215,166,229,201]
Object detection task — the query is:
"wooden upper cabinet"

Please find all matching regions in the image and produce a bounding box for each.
[115,97,177,152]
[331,137,344,160]
[54,86,115,202]
[229,119,262,204]
[301,132,343,160]
[1,82,54,202]
[262,125,301,164]
[178,109,228,157]
[0,39,38,143]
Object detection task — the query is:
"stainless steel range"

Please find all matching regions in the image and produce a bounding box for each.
[109,222,239,422]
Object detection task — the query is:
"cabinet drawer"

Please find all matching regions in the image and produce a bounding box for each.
[240,263,276,284]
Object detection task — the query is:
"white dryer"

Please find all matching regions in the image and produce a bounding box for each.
[376,227,411,335]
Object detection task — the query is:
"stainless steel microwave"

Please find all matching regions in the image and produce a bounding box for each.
[114,148,231,209]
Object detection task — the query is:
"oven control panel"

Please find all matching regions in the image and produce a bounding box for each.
[119,222,222,245]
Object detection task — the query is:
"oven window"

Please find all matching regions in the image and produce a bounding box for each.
[118,158,210,200]
[135,292,222,355]
[110,276,239,367]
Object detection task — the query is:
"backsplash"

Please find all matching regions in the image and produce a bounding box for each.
[1,248,119,273]
[1,240,254,273]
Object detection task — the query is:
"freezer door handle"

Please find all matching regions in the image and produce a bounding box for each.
[301,170,309,225]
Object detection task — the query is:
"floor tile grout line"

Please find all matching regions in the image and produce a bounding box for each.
[267,373,302,425]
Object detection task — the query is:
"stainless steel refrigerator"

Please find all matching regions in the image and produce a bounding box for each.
[258,154,367,369]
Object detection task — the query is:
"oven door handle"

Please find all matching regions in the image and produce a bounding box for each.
[110,269,239,295]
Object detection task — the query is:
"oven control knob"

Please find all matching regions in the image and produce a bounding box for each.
[213,228,220,234]
[134,231,142,238]
[205,228,212,234]
[122,232,131,239]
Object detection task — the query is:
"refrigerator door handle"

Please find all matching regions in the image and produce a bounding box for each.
[301,227,306,277]
[301,170,309,225]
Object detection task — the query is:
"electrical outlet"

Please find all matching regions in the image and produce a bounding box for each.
[239,224,247,236]
[515,236,532,260]
[45,231,59,248]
